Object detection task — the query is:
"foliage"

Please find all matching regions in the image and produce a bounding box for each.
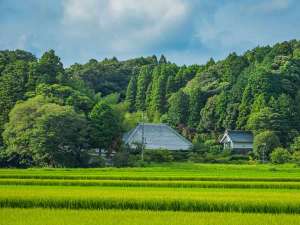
[292,151,300,166]
[2,96,91,167]
[144,149,174,163]
[89,101,121,153]
[253,131,281,161]
[270,148,291,164]
[2,40,300,166]
[167,90,189,126]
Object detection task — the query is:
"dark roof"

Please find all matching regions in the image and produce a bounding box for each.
[226,130,253,143]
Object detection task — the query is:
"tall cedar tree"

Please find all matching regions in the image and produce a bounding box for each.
[125,76,137,112]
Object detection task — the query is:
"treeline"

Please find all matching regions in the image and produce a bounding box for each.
[1,40,300,167]
[0,50,156,167]
[124,40,300,161]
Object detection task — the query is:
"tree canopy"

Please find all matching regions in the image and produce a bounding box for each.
[1,40,300,167]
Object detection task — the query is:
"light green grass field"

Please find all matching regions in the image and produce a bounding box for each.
[1,163,300,224]
[1,208,300,225]
[0,185,299,213]
[2,178,300,189]
[0,163,299,180]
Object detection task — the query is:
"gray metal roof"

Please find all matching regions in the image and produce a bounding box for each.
[223,130,253,143]
[123,123,192,151]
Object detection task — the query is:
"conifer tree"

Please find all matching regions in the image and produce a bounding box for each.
[135,66,151,111]
[159,54,167,64]
[125,76,137,112]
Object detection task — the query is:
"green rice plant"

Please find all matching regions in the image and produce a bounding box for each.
[0,163,300,180]
[0,185,299,213]
[1,175,300,182]
[2,208,300,225]
[1,179,300,189]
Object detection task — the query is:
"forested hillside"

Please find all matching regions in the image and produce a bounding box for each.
[1,40,300,167]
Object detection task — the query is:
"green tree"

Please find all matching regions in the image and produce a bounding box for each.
[31,104,90,167]
[89,102,121,154]
[199,96,219,132]
[188,88,205,128]
[27,50,66,89]
[167,90,189,126]
[35,83,93,114]
[2,96,46,166]
[135,66,151,111]
[159,55,167,64]
[150,69,168,115]
[0,61,29,144]
[253,131,281,161]
[125,76,137,112]
[2,96,90,167]
[166,75,175,97]
[246,107,281,132]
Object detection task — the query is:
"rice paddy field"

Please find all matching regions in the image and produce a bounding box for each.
[1,163,300,224]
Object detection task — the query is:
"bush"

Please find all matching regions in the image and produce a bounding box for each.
[270,148,291,164]
[112,151,131,167]
[87,155,106,168]
[171,151,188,162]
[291,136,300,152]
[253,131,281,161]
[229,154,249,161]
[188,152,205,163]
[144,149,174,163]
[292,151,300,166]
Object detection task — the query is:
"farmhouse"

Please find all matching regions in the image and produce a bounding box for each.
[220,130,253,154]
[123,123,192,151]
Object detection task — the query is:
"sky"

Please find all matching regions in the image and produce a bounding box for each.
[0,0,300,67]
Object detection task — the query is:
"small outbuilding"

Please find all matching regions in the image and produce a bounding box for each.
[220,130,253,154]
[123,123,192,151]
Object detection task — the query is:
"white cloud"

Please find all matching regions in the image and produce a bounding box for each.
[61,0,189,53]
[195,0,298,55]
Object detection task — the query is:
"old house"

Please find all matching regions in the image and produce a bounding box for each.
[123,123,192,151]
[220,130,253,154]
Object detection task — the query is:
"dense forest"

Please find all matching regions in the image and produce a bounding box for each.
[1,40,300,167]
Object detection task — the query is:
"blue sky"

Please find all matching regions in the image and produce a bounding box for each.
[1,0,300,67]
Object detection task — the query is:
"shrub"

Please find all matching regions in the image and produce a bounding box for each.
[112,151,131,167]
[270,148,291,164]
[291,136,300,152]
[87,155,106,168]
[187,152,205,163]
[253,131,280,161]
[229,154,249,161]
[144,149,174,163]
[171,151,188,162]
[292,151,300,166]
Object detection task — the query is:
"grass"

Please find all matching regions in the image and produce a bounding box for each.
[2,208,300,225]
[1,163,300,224]
[2,178,300,189]
[0,185,299,213]
[0,163,299,180]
